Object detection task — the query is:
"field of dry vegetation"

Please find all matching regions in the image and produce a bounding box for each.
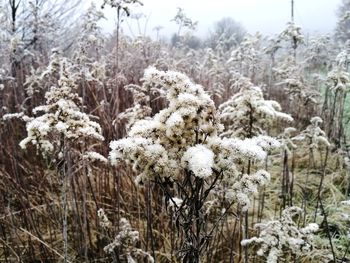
[1,0,350,262]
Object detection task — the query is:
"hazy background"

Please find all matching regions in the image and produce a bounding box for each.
[88,0,342,38]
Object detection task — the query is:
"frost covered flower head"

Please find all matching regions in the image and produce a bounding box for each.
[110,67,224,183]
[326,66,350,93]
[219,75,292,139]
[98,208,111,228]
[182,144,214,178]
[295,116,330,149]
[104,217,154,262]
[116,84,152,131]
[279,127,297,154]
[108,68,278,227]
[242,206,319,263]
[227,170,270,211]
[19,62,104,157]
[279,22,304,49]
[109,68,271,213]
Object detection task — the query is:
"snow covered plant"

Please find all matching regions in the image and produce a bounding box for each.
[75,3,105,63]
[219,74,293,139]
[98,209,154,263]
[109,67,273,263]
[73,3,106,86]
[24,49,62,97]
[115,83,152,131]
[228,33,262,81]
[280,127,297,155]
[199,48,228,103]
[242,206,320,263]
[19,63,104,158]
[295,117,330,150]
[279,127,297,210]
[326,50,350,143]
[278,22,304,54]
[327,49,350,93]
[303,35,333,71]
[16,57,105,263]
[273,55,319,106]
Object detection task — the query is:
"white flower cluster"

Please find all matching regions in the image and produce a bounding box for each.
[182,144,214,178]
[227,170,270,211]
[19,63,104,157]
[103,218,139,253]
[116,84,152,131]
[295,117,330,149]
[3,112,32,122]
[219,75,293,138]
[103,217,154,262]
[110,68,272,210]
[110,67,221,183]
[83,151,108,163]
[242,206,319,263]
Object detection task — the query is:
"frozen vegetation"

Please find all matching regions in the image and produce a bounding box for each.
[0,0,350,262]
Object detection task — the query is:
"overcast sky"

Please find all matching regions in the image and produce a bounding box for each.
[91,0,342,38]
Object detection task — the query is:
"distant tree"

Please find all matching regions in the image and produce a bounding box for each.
[335,0,350,42]
[207,17,246,51]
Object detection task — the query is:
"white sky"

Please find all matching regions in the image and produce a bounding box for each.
[90,0,342,38]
